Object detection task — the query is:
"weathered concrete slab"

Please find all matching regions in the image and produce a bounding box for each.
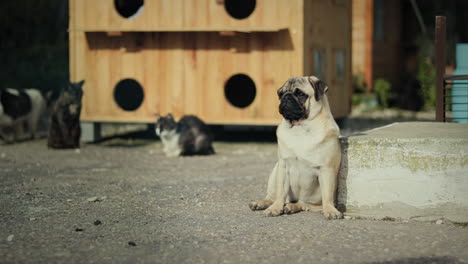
[338,122,468,223]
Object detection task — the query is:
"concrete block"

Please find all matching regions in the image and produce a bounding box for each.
[80,122,101,142]
[338,122,468,223]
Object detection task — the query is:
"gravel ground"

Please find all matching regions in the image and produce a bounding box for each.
[1,132,467,264]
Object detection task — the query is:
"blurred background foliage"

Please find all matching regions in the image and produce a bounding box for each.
[0,0,68,95]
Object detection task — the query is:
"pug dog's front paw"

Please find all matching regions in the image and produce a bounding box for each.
[322,205,343,220]
[248,199,272,211]
[264,205,284,217]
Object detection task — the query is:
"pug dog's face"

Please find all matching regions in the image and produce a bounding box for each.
[277,76,328,123]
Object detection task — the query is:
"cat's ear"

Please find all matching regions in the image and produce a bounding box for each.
[154,113,161,121]
[77,80,85,88]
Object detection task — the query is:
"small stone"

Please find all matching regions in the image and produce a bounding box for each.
[7,235,14,242]
[344,216,352,220]
[91,168,108,172]
[75,149,81,154]
[66,199,73,202]
[100,196,107,201]
[128,241,137,247]
[29,217,36,221]
[75,228,84,232]
[94,220,102,226]
[87,196,99,202]
[54,250,71,257]
[1,153,5,158]
[436,219,444,225]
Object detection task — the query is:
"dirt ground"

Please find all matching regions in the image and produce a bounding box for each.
[1,111,467,264]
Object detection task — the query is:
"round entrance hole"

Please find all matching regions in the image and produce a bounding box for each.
[224,74,256,108]
[114,0,144,19]
[224,0,256,20]
[114,79,144,111]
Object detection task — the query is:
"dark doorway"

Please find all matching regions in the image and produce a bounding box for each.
[114,78,144,111]
[224,0,256,20]
[114,0,144,19]
[224,74,256,108]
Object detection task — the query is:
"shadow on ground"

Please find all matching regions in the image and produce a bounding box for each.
[368,256,464,264]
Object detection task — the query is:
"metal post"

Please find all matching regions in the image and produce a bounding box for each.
[435,16,446,122]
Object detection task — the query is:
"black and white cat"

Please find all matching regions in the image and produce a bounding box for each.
[155,114,215,157]
[0,88,49,143]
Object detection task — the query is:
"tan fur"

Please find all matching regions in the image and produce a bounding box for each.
[249,76,343,219]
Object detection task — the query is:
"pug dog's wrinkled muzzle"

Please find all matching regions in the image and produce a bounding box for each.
[279,92,306,122]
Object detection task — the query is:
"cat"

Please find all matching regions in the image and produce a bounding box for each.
[47,80,84,149]
[155,114,215,157]
[0,88,49,143]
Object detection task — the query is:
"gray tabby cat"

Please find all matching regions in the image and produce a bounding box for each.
[155,114,215,157]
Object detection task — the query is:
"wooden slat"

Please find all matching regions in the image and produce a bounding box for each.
[435,16,446,122]
[72,0,289,32]
[76,115,282,126]
[72,27,288,33]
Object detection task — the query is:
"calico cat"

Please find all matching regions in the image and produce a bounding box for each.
[0,88,48,143]
[155,114,215,157]
[47,80,84,149]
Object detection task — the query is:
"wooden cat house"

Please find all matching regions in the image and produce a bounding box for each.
[69,0,351,129]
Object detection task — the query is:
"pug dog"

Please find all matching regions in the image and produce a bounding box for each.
[249,76,343,219]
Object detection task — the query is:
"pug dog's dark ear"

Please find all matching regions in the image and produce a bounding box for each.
[277,80,290,99]
[277,86,285,99]
[308,77,328,101]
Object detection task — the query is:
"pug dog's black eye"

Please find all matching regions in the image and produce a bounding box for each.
[294,89,307,98]
[278,90,284,98]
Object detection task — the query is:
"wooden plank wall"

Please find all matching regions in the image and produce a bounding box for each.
[70,0,351,124]
[303,0,351,118]
[75,30,302,124]
[70,0,289,31]
[70,0,303,124]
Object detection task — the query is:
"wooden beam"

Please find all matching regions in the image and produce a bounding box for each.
[365,0,374,92]
[71,27,288,33]
[106,31,123,37]
[435,16,446,122]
